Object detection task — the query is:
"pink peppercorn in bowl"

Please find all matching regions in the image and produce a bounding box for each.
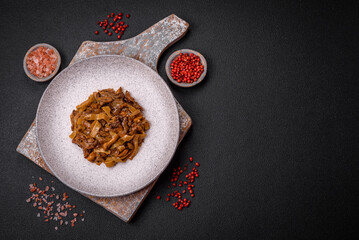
[23,43,61,82]
[165,49,207,88]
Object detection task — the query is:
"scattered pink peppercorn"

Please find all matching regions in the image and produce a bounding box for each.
[156,157,200,211]
[96,11,131,39]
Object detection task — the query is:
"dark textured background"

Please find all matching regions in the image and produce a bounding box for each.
[0,0,358,239]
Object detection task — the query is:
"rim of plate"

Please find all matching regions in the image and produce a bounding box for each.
[35,55,180,197]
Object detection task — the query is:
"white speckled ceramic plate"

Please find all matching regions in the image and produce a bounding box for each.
[36,55,180,197]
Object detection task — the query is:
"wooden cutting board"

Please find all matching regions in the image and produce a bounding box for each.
[17,14,191,222]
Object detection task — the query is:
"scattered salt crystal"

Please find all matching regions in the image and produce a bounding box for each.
[27,180,86,229]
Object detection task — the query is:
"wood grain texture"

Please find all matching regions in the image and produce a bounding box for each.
[16,14,191,222]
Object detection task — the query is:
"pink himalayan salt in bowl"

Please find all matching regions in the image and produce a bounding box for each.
[23,43,61,82]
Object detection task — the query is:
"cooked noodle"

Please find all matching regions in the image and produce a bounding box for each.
[70,88,150,167]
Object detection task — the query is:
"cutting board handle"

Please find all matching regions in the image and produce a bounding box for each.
[71,14,189,71]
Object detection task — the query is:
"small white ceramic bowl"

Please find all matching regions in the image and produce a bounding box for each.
[165,49,207,87]
[23,43,61,82]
